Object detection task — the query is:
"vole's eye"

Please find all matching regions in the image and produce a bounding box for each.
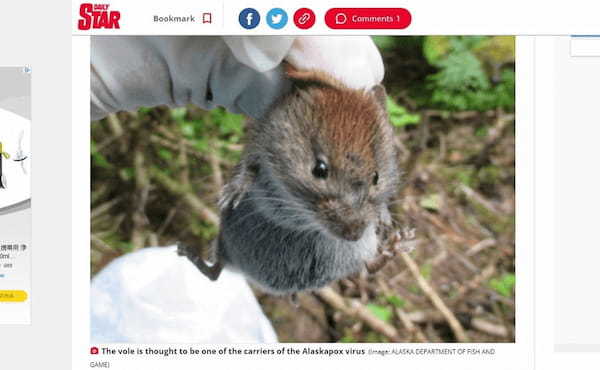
[312,160,329,179]
[372,171,379,185]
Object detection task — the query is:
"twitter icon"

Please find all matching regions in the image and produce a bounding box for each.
[266,8,288,29]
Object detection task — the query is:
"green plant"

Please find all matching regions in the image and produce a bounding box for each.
[91,140,111,168]
[366,303,393,323]
[386,295,406,308]
[420,193,442,211]
[423,36,515,111]
[489,273,516,297]
[387,97,421,127]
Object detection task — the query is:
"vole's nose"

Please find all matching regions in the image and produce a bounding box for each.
[339,219,367,242]
[319,198,368,241]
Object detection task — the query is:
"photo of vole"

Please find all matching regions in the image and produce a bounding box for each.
[179,66,400,294]
[91,35,516,344]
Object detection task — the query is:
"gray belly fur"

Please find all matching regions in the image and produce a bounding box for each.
[217,191,378,294]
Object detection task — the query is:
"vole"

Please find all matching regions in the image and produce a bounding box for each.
[179,66,400,295]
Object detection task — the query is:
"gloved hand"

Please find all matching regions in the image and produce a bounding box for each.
[91,36,384,120]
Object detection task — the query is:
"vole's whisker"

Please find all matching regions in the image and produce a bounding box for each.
[225,205,313,230]
[235,196,307,210]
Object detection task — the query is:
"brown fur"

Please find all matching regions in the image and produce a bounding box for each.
[285,65,383,180]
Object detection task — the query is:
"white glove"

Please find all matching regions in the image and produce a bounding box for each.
[91,36,383,120]
[286,36,384,90]
[90,246,278,343]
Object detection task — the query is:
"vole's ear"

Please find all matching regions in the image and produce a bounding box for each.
[284,62,340,90]
[370,84,388,110]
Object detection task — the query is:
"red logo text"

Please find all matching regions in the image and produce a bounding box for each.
[78,3,121,30]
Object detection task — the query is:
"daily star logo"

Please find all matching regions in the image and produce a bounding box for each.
[78,3,121,30]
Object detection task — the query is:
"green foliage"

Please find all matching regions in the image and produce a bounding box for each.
[116,241,134,253]
[167,106,244,164]
[408,283,421,295]
[473,36,516,67]
[365,331,387,343]
[420,193,442,211]
[366,303,393,323]
[386,295,406,308]
[423,36,452,64]
[420,263,433,280]
[387,97,421,127]
[170,107,187,122]
[119,167,134,182]
[158,148,174,161]
[209,108,244,140]
[372,36,398,51]
[91,140,111,169]
[424,36,515,112]
[489,273,516,297]
[475,126,488,137]
[340,330,356,343]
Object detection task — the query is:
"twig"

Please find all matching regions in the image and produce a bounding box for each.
[91,196,123,219]
[466,238,496,257]
[105,113,127,152]
[399,251,470,342]
[405,310,508,338]
[147,233,159,247]
[316,286,400,342]
[389,246,446,287]
[91,234,118,255]
[450,262,496,304]
[471,317,509,338]
[177,139,190,188]
[106,113,124,137]
[149,134,208,161]
[208,145,223,193]
[150,167,219,226]
[459,184,504,216]
[376,278,428,343]
[131,148,151,250]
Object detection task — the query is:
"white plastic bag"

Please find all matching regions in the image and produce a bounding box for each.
[90,246,278,343]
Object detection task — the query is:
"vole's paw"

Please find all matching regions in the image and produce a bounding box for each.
[219,161,257,211]
[176,243,202,260]
[218,171,253,211]
[218,185,246,211]
[176,243,191,257]
[217,189,233,211]
[230,191,245,209]
[401,226,416,241]
[391,228,417,253]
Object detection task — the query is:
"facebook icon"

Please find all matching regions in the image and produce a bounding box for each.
[239,8,260,29]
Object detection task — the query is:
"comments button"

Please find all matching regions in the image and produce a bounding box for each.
[325,8,411,29]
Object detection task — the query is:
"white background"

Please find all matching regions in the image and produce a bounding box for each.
[534,36,600,367]
[554,37,600,350]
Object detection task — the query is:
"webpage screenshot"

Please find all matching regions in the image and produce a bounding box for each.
[0,1,599,369]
